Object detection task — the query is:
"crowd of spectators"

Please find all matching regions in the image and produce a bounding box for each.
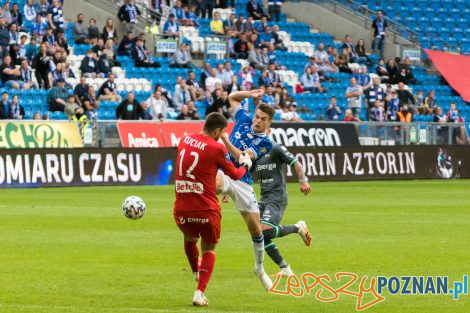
[0,0,466,146]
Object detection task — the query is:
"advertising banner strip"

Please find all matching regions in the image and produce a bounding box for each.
[116,122,359,148]
[0,146,467,188]
[0,121,83,148]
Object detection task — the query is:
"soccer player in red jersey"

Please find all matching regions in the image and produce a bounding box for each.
[173,112,252,306]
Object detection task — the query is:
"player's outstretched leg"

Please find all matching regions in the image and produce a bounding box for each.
[262,224,293,277]
[263,221,312,246]
[242,212,273,290]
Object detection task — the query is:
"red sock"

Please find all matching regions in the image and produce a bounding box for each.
[184,241,199,273]
[197,252,215,293]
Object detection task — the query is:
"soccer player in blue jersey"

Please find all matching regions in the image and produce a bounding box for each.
[216,89,275,290]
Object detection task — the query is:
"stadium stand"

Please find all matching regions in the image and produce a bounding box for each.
[0,0,467,125]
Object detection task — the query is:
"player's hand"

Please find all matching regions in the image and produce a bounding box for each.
[239,152,253,171]
[221,194,229,203]
[300,182,311,195]
[250,89,264,99]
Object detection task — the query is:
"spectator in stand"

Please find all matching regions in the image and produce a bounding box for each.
[254,16,269,33]
[446,103,468,144]
[1,55,23,89]
[335,47,352,73]
[33,111,41,120]
[371,11,387,59]
[82,86,99,120]
[55,29,69,55]
[356,66,372,90]
[186,71,204,100]
[370,100,385,122]
[414,89,424,106]
[9,23,20,45]
[171,1,191,26]
[117,31,134,56]
[247,33,259,51]
[42,26,57,53]
[226,75,241,93]
[205,68,222,93]
[132,37,161,68]
[233,33,249,59]
[262,86,276,107]
[280,103,302,122]
[33,43,53,89]
[247,46,265,70]
[170,43,192,68]
[224,13,237,37]
[37,0,49,23]
[400,57,417,85]
[210,11,224,35]
[345,77,362,120]
[74,76,89,107]
[326,95,342,121]
[267,63,280,87]
[314,42,338,73]
[64,94,80,119]
[355,39,371,66]
[300,66,324,93]
[268,0,282,22]
[7,95,24,119]
[47,0,65,31]
[11,4,23,31]
[32,14,47,41]
[364,77,384,118]
[238,65,254,90]
[343,108,358,121]
[47,77,68,112]
[247,0,268,20]
[98,49,113,77]
[424,90,437,112]
[145,90,168,120]
[102,18,118,42]
[386,58,398,83]
[202,0,215,19]
[98,73,122,102]
[176,101,200,120]
[92,38,105,55]
[259,26,273,47]
[376,59,390,83]
[162,13,179,39]
[271,25,287,51]
[258,70,270,87]
[173,80,192,112]
[116,92,144,120]
[88,18,100,45]
[0,18,9,58]
[24,0,38,23]
[80,50,101,78]
[398,104,412,122]
[396,82,415,108]
[19,58,37,89]
[1,2,12,25]
[342,35,366,64]
[386,90,400,121]
[0,92,9,119]
[118,0,141,35]
[206,90,230,118]
[25,37,38,64]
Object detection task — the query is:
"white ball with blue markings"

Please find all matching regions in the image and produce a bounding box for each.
[122,196,146,220]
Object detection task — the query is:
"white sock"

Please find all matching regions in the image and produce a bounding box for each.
[252,235,265,273]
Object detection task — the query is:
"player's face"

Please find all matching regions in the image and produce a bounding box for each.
[253,109,272,133]
[213,127,226,141]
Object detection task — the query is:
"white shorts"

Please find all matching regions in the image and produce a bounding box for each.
[222,174,259,213]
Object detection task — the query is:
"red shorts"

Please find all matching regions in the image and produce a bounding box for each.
[173,210,221,244]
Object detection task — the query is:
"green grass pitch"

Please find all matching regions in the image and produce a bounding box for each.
[0,180,469,313]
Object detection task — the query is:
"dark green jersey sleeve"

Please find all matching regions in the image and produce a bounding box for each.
[275,143,297,166]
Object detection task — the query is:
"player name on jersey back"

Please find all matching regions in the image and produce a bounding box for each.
[175,180,204,194]
[183,136,207,150]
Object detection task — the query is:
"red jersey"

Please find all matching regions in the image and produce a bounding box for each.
[174,133,246,212]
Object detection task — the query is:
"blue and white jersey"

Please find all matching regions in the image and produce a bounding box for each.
[229,107,272,185]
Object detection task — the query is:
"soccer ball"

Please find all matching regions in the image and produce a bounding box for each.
[122,196,146,220]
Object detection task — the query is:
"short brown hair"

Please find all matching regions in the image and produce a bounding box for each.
[255,103,276,120]
[204,112,227,132]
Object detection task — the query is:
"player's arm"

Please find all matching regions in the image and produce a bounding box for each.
[217,146,249,180]
[276,144,311,195]
[293,161,311,196]
[221,134,256,161]
[228,89,264,115]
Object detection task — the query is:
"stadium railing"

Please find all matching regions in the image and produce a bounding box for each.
[90,120,469,147]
